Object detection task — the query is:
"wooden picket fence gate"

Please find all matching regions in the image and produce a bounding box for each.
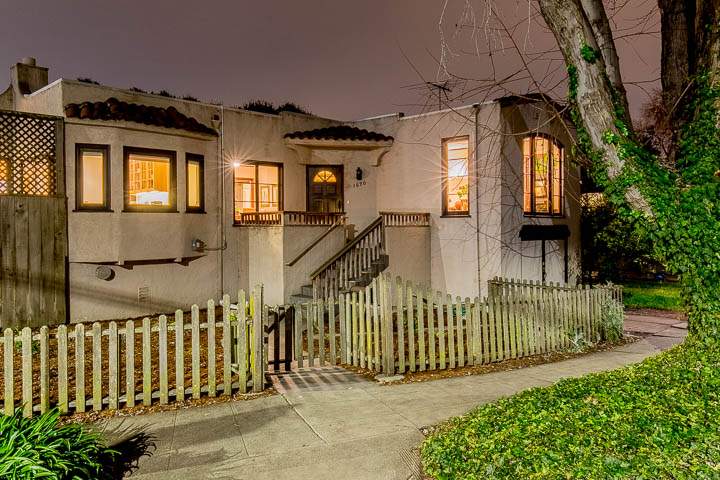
[276,275,623,375]
[0,286,266,418]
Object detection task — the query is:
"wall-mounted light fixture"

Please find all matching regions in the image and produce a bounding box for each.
[356,167,363,181]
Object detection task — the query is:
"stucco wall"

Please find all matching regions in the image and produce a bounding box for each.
[357,106,486,299]
[14,79,338,320]
[385,226,431,287]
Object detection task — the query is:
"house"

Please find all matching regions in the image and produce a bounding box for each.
[0,58,580,326]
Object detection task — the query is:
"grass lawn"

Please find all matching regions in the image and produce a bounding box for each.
[621,280,684,311]
[421,337,719,479]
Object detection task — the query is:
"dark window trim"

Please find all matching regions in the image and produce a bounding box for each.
[305,164,344,213]
[441,136,470,216]
[75,143,112,212]
[523,133,564,218]
[123,146,178,213]
[185,153,205,213]
[233,161,284,223]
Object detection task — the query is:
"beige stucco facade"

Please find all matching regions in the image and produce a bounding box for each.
[2,59,581,322]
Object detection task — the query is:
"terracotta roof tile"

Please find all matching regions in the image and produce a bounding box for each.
[64,97,217,135]
[284,125,393,142]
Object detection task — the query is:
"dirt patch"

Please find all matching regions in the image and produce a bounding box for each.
[342,336,639,385]
[60,388,275,426]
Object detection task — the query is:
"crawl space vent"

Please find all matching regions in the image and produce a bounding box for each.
[138,286,150,304]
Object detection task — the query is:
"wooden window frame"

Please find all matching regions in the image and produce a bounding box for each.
[523,133,564,218]
[233,161,283,223]
[123,146,177,213]
[185,153,205,213]
[441,136,471,217]
[75,143,111,212]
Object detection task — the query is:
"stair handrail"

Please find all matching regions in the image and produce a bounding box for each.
[309,216,383,279]
[285,217,346,267]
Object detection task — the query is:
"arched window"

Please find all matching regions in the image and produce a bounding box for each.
[523,135,563,216]
[312,169,337,184]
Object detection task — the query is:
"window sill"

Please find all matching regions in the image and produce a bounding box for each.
[185,209,206,214]
[122,209,179,214]
[73,208,114,213]
[523,213,565,219]
[441,213,471,218]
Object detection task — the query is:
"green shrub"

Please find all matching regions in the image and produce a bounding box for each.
[422,337,718,479]
[599,293,624,342]
[567,328,591,352]
[0,409,116,479]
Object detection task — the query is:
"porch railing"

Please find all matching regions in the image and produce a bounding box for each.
[234,211,345,226]
[380,211,430,227]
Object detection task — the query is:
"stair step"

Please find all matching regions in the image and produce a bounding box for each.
[300,284,314,297]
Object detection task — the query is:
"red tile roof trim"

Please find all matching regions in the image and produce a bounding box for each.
[64,97,217,135]
[284,125,393,142]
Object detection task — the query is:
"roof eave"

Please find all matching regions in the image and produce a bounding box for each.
[283,137,393,150]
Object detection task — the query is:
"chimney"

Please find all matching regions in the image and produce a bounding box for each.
[11,57,48,95]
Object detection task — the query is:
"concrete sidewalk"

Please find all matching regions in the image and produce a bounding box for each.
[105,319,685,480]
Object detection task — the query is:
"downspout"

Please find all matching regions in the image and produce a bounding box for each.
[473,103,482,297]
[219,105,225,297]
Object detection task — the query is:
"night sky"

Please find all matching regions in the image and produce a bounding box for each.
[1,0,659,120]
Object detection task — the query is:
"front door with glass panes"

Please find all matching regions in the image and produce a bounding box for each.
[307,166,343,213]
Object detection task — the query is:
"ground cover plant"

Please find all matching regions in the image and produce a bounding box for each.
[622,281,683,311]
[0,408,116,479]
[422,337,719,479]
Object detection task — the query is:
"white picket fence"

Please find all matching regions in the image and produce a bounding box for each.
[281,275,623,374]
[1,287,265,418]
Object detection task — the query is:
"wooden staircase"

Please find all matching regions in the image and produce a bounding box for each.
[308,216,388,299]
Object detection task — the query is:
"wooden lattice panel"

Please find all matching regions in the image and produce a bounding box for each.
[0,110,57,195]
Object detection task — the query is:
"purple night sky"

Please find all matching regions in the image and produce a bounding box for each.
[1,0,659,120]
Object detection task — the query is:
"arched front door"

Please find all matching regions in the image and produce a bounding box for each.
[307,166,343,213]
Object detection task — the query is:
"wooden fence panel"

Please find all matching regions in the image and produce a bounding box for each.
[407,283,416,372]
[0,279,621,417]
[159,315,169,404]
[108,322,119,410]
[396,279,405,373]
[57,325,68,413]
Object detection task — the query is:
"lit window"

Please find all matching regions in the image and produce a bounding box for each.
[233,162,282,221]
[0,158,7,194]
[124,148,176,211]
[186,154,204,212]
[76,145,109,210]
[523,135,563,216]
[442,137,470,215]
[312,169,337,183]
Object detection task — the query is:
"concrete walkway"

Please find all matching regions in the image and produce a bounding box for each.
[105,316,686,480]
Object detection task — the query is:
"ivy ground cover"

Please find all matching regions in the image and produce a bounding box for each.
[422,337,719,479]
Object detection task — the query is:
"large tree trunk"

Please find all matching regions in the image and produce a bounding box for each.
[538,0,720,335]
[658,0,692,164]
[538,0,651,212]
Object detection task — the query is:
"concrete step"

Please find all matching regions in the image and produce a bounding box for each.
[289,294,313,305]
[300,284,314,297]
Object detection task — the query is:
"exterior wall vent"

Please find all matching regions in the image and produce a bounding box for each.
[138,286,150,304]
